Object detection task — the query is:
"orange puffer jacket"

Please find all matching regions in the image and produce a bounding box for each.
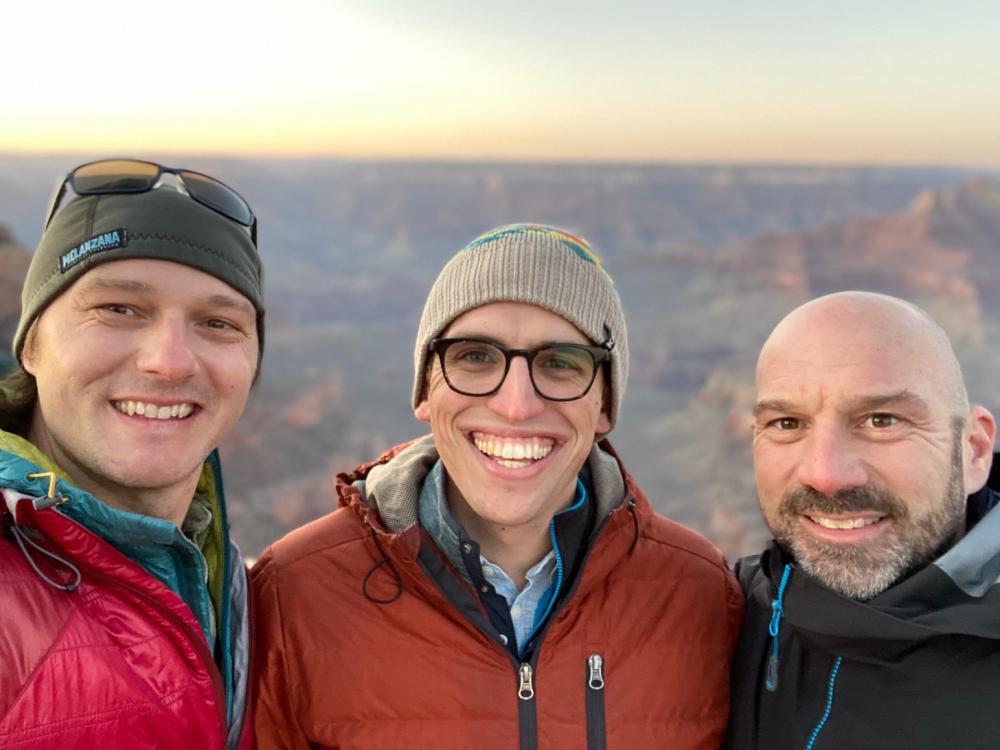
[253,438,743,749]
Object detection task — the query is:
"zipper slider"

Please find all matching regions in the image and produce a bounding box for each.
[588,653,605,690]
[518,663,535,700]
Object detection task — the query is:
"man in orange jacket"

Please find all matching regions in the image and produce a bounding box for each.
[253,223,743,749]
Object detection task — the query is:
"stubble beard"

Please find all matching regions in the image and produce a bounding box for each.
[771,435,967,601]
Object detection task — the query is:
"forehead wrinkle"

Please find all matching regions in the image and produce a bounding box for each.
[78,276,150,294]
[840,390,931,415]
[753,398,799,418]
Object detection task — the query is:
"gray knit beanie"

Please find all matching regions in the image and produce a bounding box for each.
[413,223,629,429]
[14,186,264,362]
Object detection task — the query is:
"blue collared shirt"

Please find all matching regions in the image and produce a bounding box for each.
[418,460,584,655]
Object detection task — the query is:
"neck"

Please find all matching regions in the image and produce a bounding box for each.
[27,421,197,527]
[445,480,565,590]
[77,481,195,527]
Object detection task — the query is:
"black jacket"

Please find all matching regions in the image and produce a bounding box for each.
[725,458,1000,750]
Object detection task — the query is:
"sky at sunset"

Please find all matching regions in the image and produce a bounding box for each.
[4,0,999,166]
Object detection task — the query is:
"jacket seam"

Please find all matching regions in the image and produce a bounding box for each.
[1,572,78,720]
[635,532,732,575]
[271,529,381,570]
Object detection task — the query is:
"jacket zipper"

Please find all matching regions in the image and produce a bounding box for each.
[517,662,537,750]
[506,500,631,750]
[585,653,606,750]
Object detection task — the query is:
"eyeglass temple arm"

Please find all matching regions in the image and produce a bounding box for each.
[42,178,70,231]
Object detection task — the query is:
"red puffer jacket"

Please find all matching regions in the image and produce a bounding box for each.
[0,494,251,750]
[253,438,743,749]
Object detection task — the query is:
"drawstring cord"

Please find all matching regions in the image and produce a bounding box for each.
[10,523,81,592]
[765,563,792,691]
[362,527,403,604]
[626,498,639,554]
[4,476,80,593]
[760,561,845,748]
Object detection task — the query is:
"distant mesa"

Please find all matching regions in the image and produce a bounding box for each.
[724,176,1000,347]
[0,225,30,354]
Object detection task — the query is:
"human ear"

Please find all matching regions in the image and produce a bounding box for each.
[963,405,997,493]
[414,400,430,423]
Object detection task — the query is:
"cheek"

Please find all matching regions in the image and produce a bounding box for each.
[753,444,794,492]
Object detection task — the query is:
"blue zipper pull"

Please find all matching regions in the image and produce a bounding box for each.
[765,564,792,692]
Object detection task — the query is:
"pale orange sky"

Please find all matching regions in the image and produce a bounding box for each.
[4,0,999,166]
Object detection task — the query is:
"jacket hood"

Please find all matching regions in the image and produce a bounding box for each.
[760,472,1000,663]
[335,434,627,535]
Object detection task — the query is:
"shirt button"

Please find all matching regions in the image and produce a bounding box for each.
[462,543,474,555]
[483,567,495,578]
[481,585,490,594]
[511,605,523,619]
[499,634,509,645]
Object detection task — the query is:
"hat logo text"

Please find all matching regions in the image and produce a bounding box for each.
[59,228,129,272]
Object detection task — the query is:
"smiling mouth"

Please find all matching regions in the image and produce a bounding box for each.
[805,514,885,530]
[472,432,554,469]
[113,400,195,420]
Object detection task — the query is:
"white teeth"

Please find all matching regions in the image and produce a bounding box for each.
[114,400,194,420]
[472,434,554,464]
[812,516,879,530]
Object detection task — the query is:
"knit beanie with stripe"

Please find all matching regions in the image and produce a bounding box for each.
[413,223,628,429]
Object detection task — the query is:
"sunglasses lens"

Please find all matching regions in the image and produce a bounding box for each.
[180,171,254,226]
[70,160,159,194]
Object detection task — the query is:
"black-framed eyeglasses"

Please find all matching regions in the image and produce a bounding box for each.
[430,337,613,401]
[43,159,257,245]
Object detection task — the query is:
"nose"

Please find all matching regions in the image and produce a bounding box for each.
[485,356,546,422]
[135,317,198,380]
[794,424,869,496]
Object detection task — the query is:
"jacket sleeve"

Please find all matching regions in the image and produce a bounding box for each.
[251,547,311,750]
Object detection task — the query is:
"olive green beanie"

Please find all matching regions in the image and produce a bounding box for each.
[413,223,629,429]
[14,187,264,362]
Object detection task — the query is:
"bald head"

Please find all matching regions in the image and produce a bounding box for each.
[759,291,968,418]
[751,291,996,599]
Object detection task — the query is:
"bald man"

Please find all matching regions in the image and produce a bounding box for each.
[724,292,1000,750]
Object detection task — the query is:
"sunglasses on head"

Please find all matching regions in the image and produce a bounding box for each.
[44,159,257,245]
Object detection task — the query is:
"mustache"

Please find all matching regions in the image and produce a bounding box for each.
[780,484,908,519]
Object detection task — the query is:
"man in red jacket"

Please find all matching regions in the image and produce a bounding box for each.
[253,223,743,749]
[0,159,262,749]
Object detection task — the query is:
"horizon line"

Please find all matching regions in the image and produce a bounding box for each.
[0,147,997,173]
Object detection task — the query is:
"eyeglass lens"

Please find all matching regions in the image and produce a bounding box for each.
[441,340,598,400]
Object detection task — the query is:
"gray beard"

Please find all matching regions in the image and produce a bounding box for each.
[772,436,966,600]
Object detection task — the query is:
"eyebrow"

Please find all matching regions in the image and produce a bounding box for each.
[80,278,255,316]
[753,390,931,417]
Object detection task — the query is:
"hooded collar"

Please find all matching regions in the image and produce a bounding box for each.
[762,484,1000,662]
